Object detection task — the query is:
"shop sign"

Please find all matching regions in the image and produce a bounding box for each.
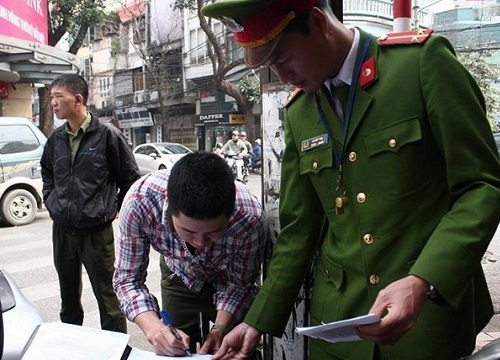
[115,108,154,129]
[193,113,229,126]
[230,114,244,124]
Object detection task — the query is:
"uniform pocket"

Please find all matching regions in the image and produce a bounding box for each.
[311,252,345,323]
[299,145,338,213]
[364,116,431,198]
[299,144,334,175]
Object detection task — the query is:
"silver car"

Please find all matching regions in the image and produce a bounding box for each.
[0,267,43,359]
[0,117,47,226]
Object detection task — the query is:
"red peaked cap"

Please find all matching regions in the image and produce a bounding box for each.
[202,0,318,68]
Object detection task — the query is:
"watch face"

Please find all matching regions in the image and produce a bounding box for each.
[428,284,438,300]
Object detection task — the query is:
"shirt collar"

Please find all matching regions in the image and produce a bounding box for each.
[65,112,92,136]
[326,27,360,89]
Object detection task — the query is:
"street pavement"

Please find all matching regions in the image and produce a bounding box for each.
[0,173,499,355]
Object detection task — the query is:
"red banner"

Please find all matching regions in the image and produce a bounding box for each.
[0,0,48,44]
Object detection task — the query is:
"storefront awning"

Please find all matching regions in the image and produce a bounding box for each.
[0,34,84,84]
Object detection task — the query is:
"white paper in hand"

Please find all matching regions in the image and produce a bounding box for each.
[296,314,380,343]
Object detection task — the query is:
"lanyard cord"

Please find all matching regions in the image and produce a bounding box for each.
[314,35,373,190]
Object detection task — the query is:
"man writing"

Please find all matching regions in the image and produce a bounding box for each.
[202,0,500,359]
[113,152,266,356]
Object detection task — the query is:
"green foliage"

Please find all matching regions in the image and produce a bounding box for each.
[456,51,500,131]
[239,75,261,105]
[50,0,107,38]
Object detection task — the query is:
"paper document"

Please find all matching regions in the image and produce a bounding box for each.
[21,322,131,360]
[296,314,380,343]
[128,347,212,359]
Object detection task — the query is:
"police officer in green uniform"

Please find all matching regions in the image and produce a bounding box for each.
[202,0,500,359]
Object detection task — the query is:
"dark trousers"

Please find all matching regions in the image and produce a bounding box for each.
[52,222,126,333]
[160,256,216,352]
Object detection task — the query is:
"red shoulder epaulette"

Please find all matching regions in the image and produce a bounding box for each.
[377,29,433,46]
[285,87,304,108]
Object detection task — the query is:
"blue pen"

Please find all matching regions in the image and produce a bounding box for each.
[160,310,192,357]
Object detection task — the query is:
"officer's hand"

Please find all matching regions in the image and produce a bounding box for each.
[211,323,261,360]
[356,275,428,346]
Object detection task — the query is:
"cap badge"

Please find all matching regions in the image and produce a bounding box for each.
[221,16,244,33]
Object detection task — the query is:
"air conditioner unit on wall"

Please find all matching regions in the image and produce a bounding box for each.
[134,91,144,103]
[149,91,158,101]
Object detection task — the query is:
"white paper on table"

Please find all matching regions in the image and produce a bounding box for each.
[21,322,131,360]
[296,314,380,343]
[128,347,213,359]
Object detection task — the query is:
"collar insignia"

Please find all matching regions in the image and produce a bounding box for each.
[360,57,377,88]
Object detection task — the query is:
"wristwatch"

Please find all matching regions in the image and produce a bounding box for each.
[210,323,229,336]
[427,284,438,300]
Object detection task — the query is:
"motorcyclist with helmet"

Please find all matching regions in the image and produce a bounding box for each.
[238,131,253,172]
[221,130,248,182]
[251,139,262,173]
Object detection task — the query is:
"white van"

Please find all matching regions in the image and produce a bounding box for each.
[0,117,47,226]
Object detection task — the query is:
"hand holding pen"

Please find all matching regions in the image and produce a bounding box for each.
[160,310,192,357]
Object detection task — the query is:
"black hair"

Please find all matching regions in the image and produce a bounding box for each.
[283,0,329,36]
[167,152,236,219]
[51,74,89,105]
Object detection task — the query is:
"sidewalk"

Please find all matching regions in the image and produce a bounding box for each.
[476,313,500,352]
[476,331,500,351]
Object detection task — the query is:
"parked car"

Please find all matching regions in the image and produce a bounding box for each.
[0,267,44,360]
[0,117,47,226]
[133,142,192,175]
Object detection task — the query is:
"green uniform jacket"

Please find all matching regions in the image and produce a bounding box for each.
[245,29,500,359]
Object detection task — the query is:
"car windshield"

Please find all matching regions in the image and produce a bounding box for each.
[157,144,190,155]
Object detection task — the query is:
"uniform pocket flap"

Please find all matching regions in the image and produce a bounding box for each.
[315,253,344,290]
[365,116,422,157]
[299,145,333,175]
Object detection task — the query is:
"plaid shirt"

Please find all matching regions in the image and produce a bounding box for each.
[113,170,266,322]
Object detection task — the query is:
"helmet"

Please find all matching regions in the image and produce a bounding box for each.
[255,139,261,145]
[231,130,239,136]
[240,131,247,137]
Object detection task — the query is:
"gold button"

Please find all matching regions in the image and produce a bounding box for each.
[312,161,318,170]
[389,139,397,148]
[369,274,380,284]
[357,193,366,203]
[363,234,374,244]
[348,151,357,162]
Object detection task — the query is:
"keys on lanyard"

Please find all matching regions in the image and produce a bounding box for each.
[335,165,348,215]
[335,195,349,215]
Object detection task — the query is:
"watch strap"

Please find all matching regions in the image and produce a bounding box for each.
[210,323,229,336]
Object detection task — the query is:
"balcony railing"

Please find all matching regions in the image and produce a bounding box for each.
[345,0,393,20]
[112,87,195,109]
[344,0,435,29]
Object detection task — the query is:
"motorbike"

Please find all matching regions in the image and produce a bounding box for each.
[224,152,249,184]
[250,157,262,175]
